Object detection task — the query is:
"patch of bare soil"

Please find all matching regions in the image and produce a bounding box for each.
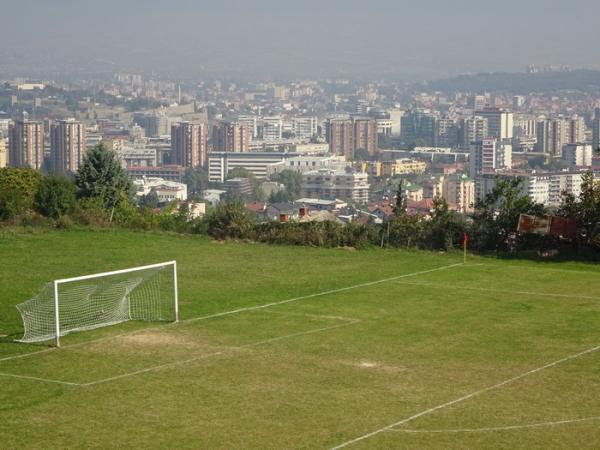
[341,359,407,374]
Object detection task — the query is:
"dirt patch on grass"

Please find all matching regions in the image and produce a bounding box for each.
[359,361,378,368]
[120,331,184,346]
[341,359,407,374]
[84,329,224,356]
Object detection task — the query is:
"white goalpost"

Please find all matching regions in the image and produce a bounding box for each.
[16,261,179,347]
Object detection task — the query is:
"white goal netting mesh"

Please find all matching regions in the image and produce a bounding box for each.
[16,265,176,343]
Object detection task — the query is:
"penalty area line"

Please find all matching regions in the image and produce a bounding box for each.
[0,347,56,363]
[330,342,600,449]
[81,319,360,387]
[0,371,81,386]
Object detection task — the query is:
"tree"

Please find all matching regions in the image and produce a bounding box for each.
[34,175,76,219]
[204,201,255,240]
[422,197,466,250]
[392,180,407,217]
[558,171,600,249]
[0,168,43,220]
[75,144,134,215]
[270,170,303,200]
[138,190,159,209]
[354,148,375,161]
[227,168,266,202]
[183,166,209,196]
[470,177,545,252]
[227,167,252,179]
[269,190,292,203]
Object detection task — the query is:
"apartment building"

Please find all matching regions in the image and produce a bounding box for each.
[301,169,370,203]
[50,119,86,174]
[171,122,207,168]
[8,119,45,170]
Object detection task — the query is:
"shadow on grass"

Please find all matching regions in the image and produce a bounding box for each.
[0,332,54,349]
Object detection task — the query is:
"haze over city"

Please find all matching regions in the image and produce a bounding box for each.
[2,1,600,449]
[3,0,600,80]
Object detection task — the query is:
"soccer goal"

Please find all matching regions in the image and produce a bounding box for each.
[16,261,179,347]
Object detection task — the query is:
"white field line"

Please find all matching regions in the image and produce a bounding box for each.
[468,263,600,276]
[81,319,360,387]
[255,309,358,323]
[0,347,56,363]
[0,318,360,387]
[388,416,600,433]
[330,343,600,449]
[181,263,465,324]
[79,350,225,387]
[0,371,80,386]
[0,263,463,363]
[393,281,600,301]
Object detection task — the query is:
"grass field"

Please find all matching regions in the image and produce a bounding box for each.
[1,228,600,449]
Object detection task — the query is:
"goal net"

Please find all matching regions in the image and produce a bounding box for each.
[16,261,179,346]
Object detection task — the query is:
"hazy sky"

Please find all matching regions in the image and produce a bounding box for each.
[2,0,600,80]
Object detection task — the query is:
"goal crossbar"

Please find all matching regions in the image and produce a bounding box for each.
[17,261,179,347]
[54,261,178,284]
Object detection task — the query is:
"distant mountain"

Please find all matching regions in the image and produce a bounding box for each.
[422,70,600,94]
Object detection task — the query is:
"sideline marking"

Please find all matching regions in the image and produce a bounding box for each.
[467,263,600,276]
[330,343,600,449]
[393,281,600,301]
[0,263,463,363]
[388,416,600,433]
[182,263,464,324]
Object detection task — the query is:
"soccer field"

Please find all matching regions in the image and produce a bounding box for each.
[1,229,600,449]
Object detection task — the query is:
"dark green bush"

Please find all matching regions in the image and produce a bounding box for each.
[34,175,76,219]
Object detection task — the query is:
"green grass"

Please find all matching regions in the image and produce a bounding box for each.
[1,228,600,449]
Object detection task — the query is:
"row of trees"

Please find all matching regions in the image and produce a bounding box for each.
[1,143,599,258]
[0,144,133,224]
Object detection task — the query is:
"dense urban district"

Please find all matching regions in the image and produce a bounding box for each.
[1,69,599,257]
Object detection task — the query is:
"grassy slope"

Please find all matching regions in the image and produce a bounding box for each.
[0,228,599,449]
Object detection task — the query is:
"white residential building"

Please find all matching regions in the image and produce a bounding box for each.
[292,117,317,141]
[237,115,258,140]
[376,118,394,137]
[119,146,158,167]
[0,137,6,168]
[462,116,488,147]
[301,170,370,203]
[476,108,513,140]
[470,138,512,176]
[388,109,404,136]
[443,174,475,213]
[475,171,583,207]
[262,116,283,140]
[266,155,348,177]
[562,143,593,167]
[208,151,293,182]
[134,177,188,203]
